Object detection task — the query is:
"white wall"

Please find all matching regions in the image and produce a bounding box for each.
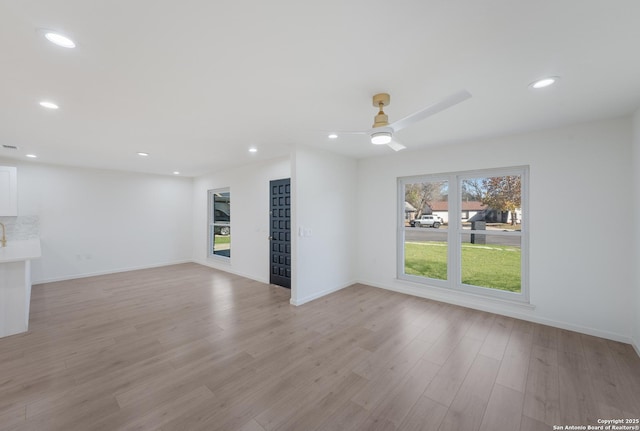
[0,159,193,283]
[291,146,358,305]
[632,109,640,353]
[356,118,635,342]
[192,157,290,283]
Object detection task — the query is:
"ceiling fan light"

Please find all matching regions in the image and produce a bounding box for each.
[371,131,392,145]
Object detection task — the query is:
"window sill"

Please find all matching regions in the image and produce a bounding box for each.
[396,276,536,311]
[207,255,231,264]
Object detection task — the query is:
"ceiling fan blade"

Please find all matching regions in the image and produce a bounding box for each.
[386,140,406,152]
[334,131,368,135]
[389,90,472,132]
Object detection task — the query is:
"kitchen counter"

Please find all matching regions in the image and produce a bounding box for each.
[0,238,41,263]
[0,238,41,338]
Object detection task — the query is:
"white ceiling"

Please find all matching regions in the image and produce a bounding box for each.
[1,0,639,177]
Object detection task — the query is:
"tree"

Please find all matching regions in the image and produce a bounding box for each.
[481,176,521,225]
[461,178,484,202]
[461,176,521,224]
[405,181,446,218]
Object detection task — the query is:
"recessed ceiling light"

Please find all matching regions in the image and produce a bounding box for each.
[39,101,59,109]
[529,76,560,89]
[249,147,258,153]
[26,154,37,158]
[44,32,76,48]
[173,171,180,175]
[328,134,338,139]
[137,152,149,157]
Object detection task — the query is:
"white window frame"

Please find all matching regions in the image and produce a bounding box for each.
[398,166,529,303]
[208,188,231,261]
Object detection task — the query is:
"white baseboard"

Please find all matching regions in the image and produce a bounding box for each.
[33,260,193,285]
[290,281,356,306]
[193,258,269,285]
[360,279,635,346]
[36,258,272,294]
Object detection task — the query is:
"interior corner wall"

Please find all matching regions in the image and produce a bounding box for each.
[192,157,290,283]
[356,117,635,343]
[0,159,194,284]
[291,146,358,305]
[632,109,640,354]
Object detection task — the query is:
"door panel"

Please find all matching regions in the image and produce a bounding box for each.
[270,178,291,289]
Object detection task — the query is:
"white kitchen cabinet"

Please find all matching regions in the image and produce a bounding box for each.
[0,166,17,216]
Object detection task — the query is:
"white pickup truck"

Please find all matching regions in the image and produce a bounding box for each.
[410,215,442,228]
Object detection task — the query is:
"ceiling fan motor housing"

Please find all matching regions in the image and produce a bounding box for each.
[373,112,389,128]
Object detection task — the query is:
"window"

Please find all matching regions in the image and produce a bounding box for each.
[404,178,449,281]
[399,166,528,302]
[208,188,231,259]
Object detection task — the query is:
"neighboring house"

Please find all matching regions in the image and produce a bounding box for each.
[422,201,486,224]
[404,201,417,222]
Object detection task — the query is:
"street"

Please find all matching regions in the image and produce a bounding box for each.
[404,227,521,247]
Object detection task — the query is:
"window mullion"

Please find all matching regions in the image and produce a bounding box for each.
[449,174,460,287]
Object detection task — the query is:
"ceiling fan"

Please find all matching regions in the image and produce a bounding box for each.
[343,90,472,151]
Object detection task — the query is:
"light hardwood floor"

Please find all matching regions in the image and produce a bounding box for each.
[1,263,639,430]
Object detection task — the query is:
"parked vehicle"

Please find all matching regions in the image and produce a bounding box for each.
[214,225,230,235]
[411,214,442,228]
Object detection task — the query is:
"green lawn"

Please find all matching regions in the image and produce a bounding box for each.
[404,241,521,292]
[405,242,448,281]
[214,235,230,244]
